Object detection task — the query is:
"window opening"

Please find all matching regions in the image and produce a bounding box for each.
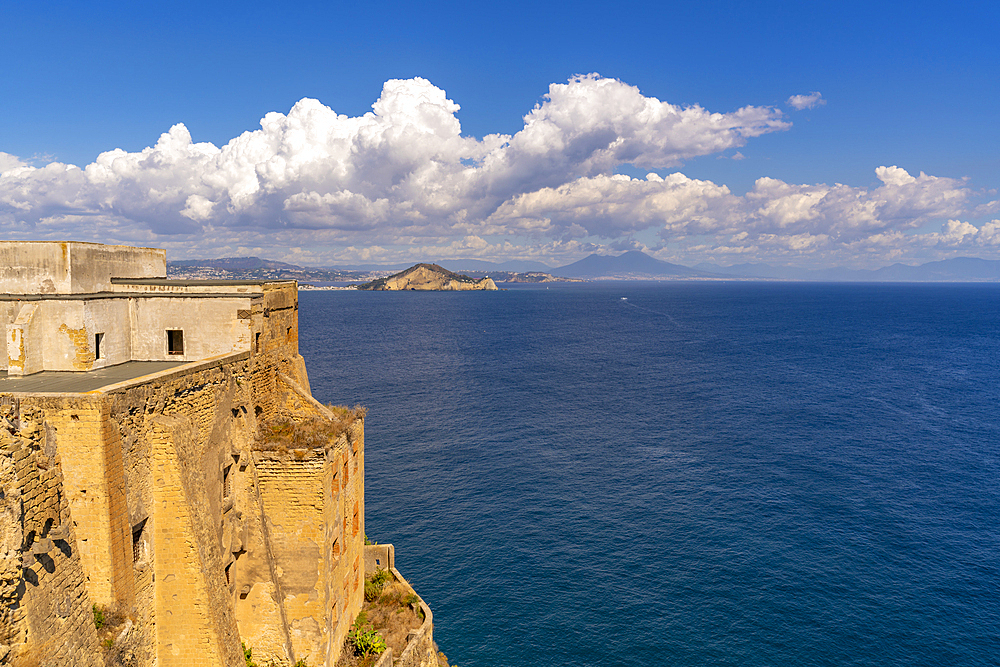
[255,332,262,353]
[132,521,146,563]
[94,333,104,360]
[167,330,184,355]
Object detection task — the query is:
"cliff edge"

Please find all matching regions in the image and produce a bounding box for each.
[357,264,498,291]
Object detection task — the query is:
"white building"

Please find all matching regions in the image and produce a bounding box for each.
[1,241,295,376]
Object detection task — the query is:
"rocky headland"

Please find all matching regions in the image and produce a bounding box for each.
[357,263,498,291]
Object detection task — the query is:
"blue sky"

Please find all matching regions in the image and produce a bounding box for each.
[1,0,998,268]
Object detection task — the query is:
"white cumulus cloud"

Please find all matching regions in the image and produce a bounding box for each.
[787,92,826,110]
[0,76,992,268]
[0,74,789,248]
[0,152,27,174]
[489,166,973,242]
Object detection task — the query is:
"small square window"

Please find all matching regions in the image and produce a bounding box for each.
[167,330,184,355]
[132,521,146,563]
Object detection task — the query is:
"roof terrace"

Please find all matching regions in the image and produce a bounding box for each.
[0,361,189,393]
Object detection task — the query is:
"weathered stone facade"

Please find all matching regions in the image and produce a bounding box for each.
[2,241,281,375]
[0,242,390,666]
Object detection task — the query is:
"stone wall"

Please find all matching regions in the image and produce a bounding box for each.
[0,397,103,666]
[0,242,165,296]
[0,280,368,666]
[2,245,297,375]
[128,295,254,363]
[3,291,262,373]
[245,422,364,666]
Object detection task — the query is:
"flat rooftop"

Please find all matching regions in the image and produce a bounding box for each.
[0,361,188,393]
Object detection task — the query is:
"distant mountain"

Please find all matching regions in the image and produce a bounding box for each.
[556,251,714,279]
[870,257,1000,281]
[697,257,1000,282]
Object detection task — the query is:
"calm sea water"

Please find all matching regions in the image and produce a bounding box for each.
[298,282,1000,667]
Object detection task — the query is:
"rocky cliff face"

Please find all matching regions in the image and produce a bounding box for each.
[358,264,498,291]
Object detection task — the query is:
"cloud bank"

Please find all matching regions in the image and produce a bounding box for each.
[0,75,994,267]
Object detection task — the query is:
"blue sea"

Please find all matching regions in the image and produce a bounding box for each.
[298,282,1000,667]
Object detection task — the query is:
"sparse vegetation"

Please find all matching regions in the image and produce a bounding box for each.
[242,641,257,667]
[92,604,125,633]
[255,405,366,452]
[337,570,426,666]
[364,568,392,602]
[348,613,386,658]
[92,604,134,665]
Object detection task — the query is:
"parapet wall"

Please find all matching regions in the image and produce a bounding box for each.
[363,545,438,667]
[0,242,165,295]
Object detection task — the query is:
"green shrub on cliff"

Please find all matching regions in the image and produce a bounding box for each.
[241,641,257,667]
[364,568,393,602]
[348,613,386,657]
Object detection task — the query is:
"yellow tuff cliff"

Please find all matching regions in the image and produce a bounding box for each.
[0,242,440,667]
[358,264,498,291]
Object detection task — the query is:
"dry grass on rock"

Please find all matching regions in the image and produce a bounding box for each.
[255,405,366,453]
[364,580,422,657]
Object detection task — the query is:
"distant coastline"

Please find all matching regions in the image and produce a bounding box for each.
[168,252,1000,284]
